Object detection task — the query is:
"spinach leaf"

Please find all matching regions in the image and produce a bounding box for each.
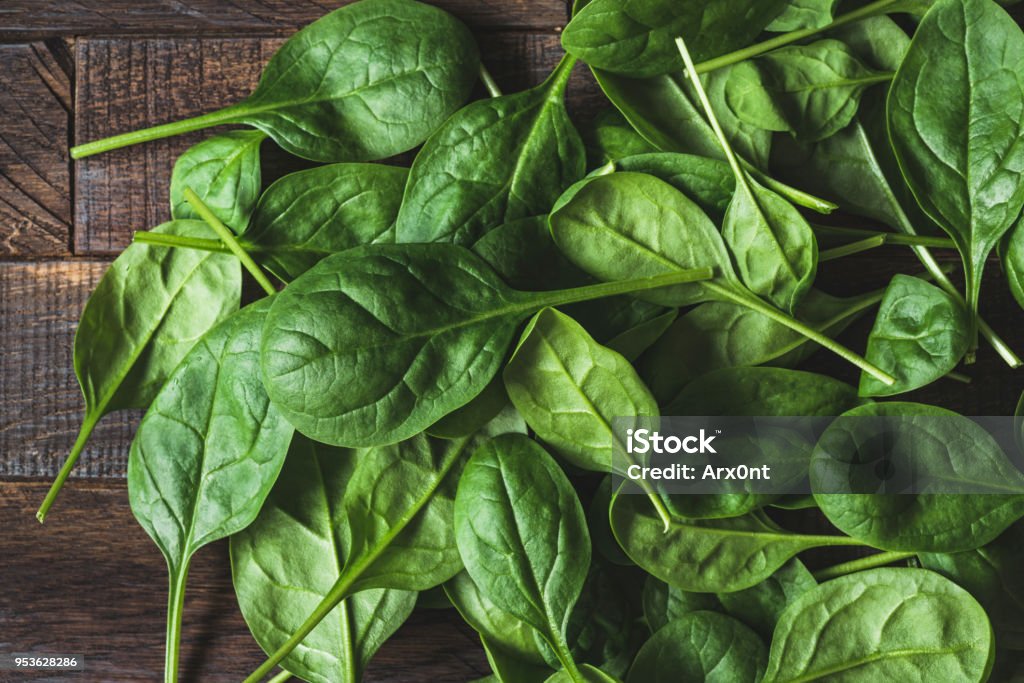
[639,288,882,404]
[610,493,864,593]
[1000,216,1024,311]
[127,299,295,682]
[811,402,1024,552]
[484,640,556,683]
[678,35,817,313]
[642,578,720,633]
[244,433,472,682]
[715,559,816,641]
[583,109,658,165]
[455,434,591,679]
[626,612,766,683]
[613,153,734,220]
[397,56,585,245]
[170,130,265,231]
[71,0,480,162]
[860,275,970,397]
[544,665,621,683]
[503,308,659,475]
[230,435,416,683]
[725,40,890,141]
[667,367,865,416]
[603,309,677,362]
[471,216,588,292]
[888,0,1024,346]
[589,478,634,567]
[260,242,710,448]
[561,0,789,77]
[767,0,839,31]
[919,521,1024,651]
[761,568,994,682]
[242,163,407,281]
[38,220,241,522]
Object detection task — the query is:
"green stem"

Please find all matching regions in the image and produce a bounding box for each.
[70,106,242,159]
[133,231,231,254]
[813,551,916,581]
[749,167,837,214]
[36,411,100,523]
[551,637,587,683]
[529,268,714,311]
[946,370,971,385]
[819,235,886,262]
[479,63,503,98]
[165,563,190,683]
[706,281,895,386]
[811,224,956,249]
[184,188,277,296]
[692,0,907,74]
[267,672,292,683]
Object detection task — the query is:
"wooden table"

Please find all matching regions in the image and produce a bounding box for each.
[2,2,1023,681]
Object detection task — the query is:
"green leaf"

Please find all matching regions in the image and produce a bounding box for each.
[561,0,789,77]
[725,40,890,141]
[582,108,658,165]
[230,435,416,683]
[170,130,265,231]
[811,402,1024,552]
[767,0,839,31]
[888,0,1024,336]
[614,152,734,220]
[642,577,720,633]
[626,612,766,683]
[242,163,407,281]
[503,308,659,474]
[397,56,585,245]
[545,664,622,683]
[72,0,480,162]
[39,220,241,522]
[260,242,710,448]
[761,568,994,683]
[859,275,969,397]
[1000,216,1024,311]
[667,367,865,416]
[455,435,591,674]
[603,308,677,362]
[471,216,588,292]
[715,559,816,641]
[610,493,863,593]
[127,299,295,681]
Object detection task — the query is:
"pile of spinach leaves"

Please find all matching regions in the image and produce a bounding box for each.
[38,0,1024,680]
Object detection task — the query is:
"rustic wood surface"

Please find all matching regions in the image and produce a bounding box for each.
[2,0,1024,681]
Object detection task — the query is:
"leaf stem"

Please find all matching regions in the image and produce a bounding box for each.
[133,231,232,254]
[70,106,242,159]
[550,637,587,683]
[705,281,895,386]
[812,224,956,249]
[165,564,190,683]
[529,268,714,311]
[692,0,907,75]
[184,188,276,296]
[36,410,100,523]
[813,550,916,581]
[819,235,886,262]
[946,370,971,384]
[479,63,503,98]
[267,672,292,683]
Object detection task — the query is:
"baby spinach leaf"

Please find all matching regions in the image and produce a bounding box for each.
[71,0,480,162]
[544,665,621,683]
[1000,217,1024,311]
[242,163,407,281]
[244,433,472,682]
[484,639,556,683]
[715,559,816,641]
[561,0,789,77]
[565,560,646,678]
[170,130,265,231]
[725,40,890,141]
[471,216,588,292]
[919,521,1024,651]
[811,402,1024,552]
[767,0,839,31]
[859,275,970,397]
[667,367,865,416]
[503,308,659,475]
[230,435,416,683]
[626,612,766,683]
[639,288,882,404]
[397,55,585,245]
[260,242,710,448]
[455,434,592,679]
[761,568,995,682]
[888,0,1024,344]
[613,153,734,220]
[603,309,677,362]
[583,109,658,165]
[38,220,241,522]
[642,577,721,633]
[678,36,817,313]
[610,493,864,593]
[127,299,295,683]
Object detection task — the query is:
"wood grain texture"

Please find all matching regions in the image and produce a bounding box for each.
[0,261,138,480]
[72,32,591,253]
[0,42,72,257]
[0,0,568,38]
[0,481,489,682]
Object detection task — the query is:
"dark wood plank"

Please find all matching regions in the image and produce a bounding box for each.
[0,261,138,480]
[0,0,568,38]
[0,481,489,682]
[73,33,584,253]
[0,42,72,257]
